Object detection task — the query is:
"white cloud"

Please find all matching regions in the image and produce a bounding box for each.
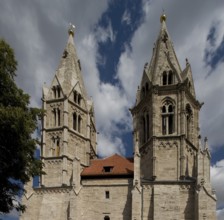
[95,19,116,44]
[97,134,125,158]
[78,30,130,157]
[217,208,224,220]
[122,9,131,25]
[211,160,224,209]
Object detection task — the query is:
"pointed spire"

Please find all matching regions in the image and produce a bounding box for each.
[47,23,87,99]
[144,13,182,86]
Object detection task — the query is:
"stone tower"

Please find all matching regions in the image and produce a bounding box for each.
[130,14,217,220]
[41,24,97,187]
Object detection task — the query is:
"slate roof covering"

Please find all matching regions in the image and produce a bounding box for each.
[81,154,134,178]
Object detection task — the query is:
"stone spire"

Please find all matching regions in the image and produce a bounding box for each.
[144,14,182,86]
[46,23,87,99]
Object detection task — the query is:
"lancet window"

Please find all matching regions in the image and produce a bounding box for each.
[52,85,61,99]
[186,104,193,140]
[162,70,174,85]
[161,101,175,135]
[74,91,82,106]
[51,136,60,157]
[73,112,82,133]
[142,112,150,144]
[52,108,61,127]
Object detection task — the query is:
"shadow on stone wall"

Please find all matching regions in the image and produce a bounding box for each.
[184,185,195,219]
[122,179,133,220]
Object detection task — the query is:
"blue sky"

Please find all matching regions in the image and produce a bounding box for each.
[0,0,224,219]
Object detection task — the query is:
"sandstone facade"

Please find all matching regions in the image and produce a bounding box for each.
[21,16,217,220]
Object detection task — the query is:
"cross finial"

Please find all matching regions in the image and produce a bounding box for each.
[68,23,75,37]
[160,9,166,23]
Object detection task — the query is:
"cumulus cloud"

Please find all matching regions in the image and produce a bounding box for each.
[217,208,224,220]
[211,160,224,209]
[95,19,116,44]
[77,27,131,157]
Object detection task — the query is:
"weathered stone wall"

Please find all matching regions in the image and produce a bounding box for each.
[21,188,70,220]
[152,184,195,220]
[79,178,132,220]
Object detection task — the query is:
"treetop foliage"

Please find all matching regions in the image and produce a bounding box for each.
[0,39,43,214]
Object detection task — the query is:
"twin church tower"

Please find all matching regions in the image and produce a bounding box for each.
[21,15,217,220]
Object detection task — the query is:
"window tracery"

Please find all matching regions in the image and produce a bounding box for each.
[52,85,61,99]
[73,112,82,133]
[74,90,82,106]
[161,100,175,135]
[52,108,61,127]
[162,70,174,85]
[51,136,60,157]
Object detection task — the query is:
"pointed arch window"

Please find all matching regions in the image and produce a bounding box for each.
[141,113,150,144]
[51,136,60,157]
[52,108,61,127]
[145,83,149,92]
[142,116,146,143]
[186,104,193,140]
[57,86,61,98]
[78,115,82,133]
[78,94,82,105]
[162,70,174,85]
[73,113,82,134]
[142,87,145,97]
[52,86,61,99]
[73,113,77,130]
[161,101,175,135]
[168,70,173,84]
[74,91,82,106]
[162,71,167,85]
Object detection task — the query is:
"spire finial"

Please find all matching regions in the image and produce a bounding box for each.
[68,23,75,37]
[160,10,166,23]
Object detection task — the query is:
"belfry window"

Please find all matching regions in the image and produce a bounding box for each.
[162,70,174,85]
[168,71,173,84]
[104,216,110,220]
[73,113,77,130]
[145,83,149,91]
[161,101,175,135]
[52,86,61,99]
[74,90,82,106]
[78,115,82,133]
[51,136,60,157]
[73,113,82,133]
[162,71,167,85]
[142,113,150,144]
[186,104,193,140]
[52,108,61,127]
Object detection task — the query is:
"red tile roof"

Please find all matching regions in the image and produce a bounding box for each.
[81,154,133,178]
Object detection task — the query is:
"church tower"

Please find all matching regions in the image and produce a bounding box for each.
[41,24,97,187]
[131,14,216,219]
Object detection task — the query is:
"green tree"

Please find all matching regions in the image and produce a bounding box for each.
[0,39,43,213]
